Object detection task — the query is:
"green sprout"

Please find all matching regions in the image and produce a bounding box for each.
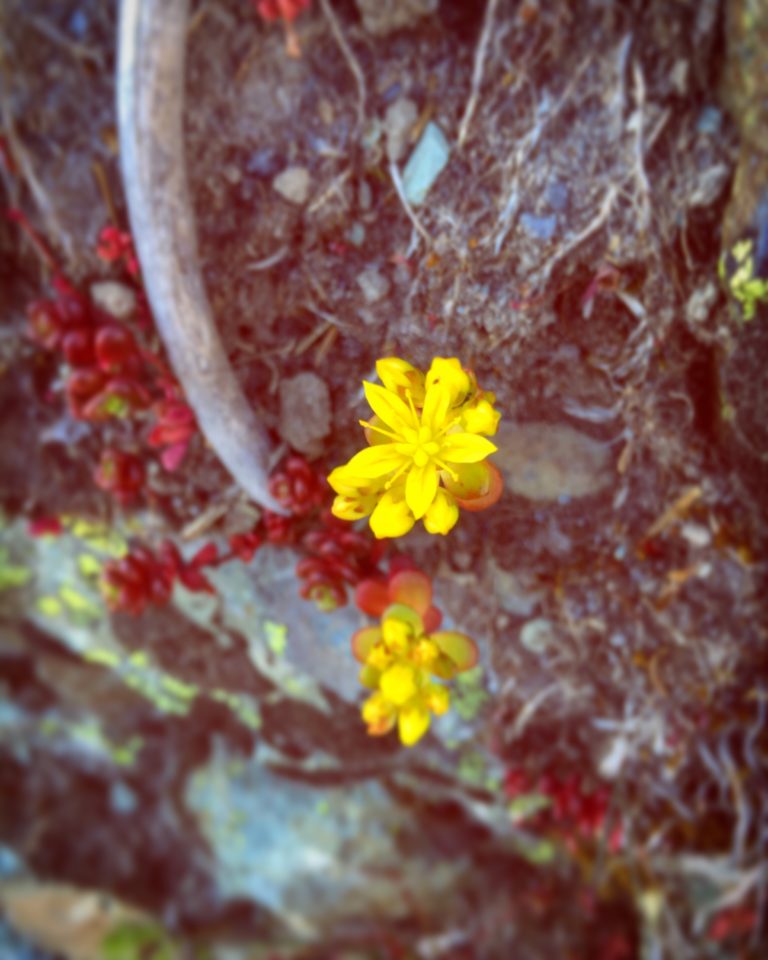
[719,238,768,321]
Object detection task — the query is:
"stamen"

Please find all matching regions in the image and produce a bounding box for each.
[405,389,420,425]
[359,419,401,442]
[384,460,410,490]
[434,458,459,482]
[433,414,462,439]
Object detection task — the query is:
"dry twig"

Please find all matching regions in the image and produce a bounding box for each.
[318,0,366,134]
[458,0,500,147]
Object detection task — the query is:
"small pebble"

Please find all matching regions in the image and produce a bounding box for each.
[519,618,556,654]
[246,147,281,178]
[356,267,391,304]
[519,212,557,241]
[546,181,569,212]
[272,166,311,205]
[279,372,331,454]
[384,97,418,164]
[89,280,137,320]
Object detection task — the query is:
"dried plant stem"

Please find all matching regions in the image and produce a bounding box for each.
[389,161,432,247]
[318,0,366,134]
[458,0,500,147]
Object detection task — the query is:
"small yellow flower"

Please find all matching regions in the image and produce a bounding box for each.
[352,571,479,747]
[329,357,502,538]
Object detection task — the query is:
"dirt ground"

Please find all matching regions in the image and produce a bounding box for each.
[1,1,767,958]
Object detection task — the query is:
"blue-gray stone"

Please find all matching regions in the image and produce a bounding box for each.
[519,212,557,241]
[402,122,450,206]
[696,106,723,136]
[546,181,569,212]
[246,148,281,178]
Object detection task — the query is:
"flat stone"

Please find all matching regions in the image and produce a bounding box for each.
[493,422,613,501]
[402,122,450,206]
[89,281,137,320]
[278,371,331,454]
[272,166,311,205]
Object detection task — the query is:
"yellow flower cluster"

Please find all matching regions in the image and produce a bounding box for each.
[354,598,478,746]
[328,357,501,539]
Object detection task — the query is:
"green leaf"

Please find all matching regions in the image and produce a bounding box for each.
[0,563,31,590]
[508,793,552,821]
[264,620,287,655]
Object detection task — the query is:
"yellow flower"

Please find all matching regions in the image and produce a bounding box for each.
[352,573,479,747]
[329,357,499,538]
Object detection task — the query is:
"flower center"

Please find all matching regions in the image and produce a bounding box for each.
[412,426,440,467]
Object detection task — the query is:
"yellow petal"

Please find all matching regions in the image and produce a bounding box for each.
[363,381,415,433]
[342,444,406,479]
[421,381,451,433]
[362,693,397,735]
[461,397,501,435]
[331,493,375,521]
[440,433,497,463]
[423,684,450,715]
[369,489,416,539]
[398,704,431,746]
[405,462,439,519]
[380,662,418,706]
[425,358,471,405]
[376,357,425,403]
[423,488,459,535]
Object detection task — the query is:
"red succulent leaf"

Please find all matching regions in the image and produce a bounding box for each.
[61,328,96,367]
[190,542,218,568]
[95,324,138,371]
[354,577,389,617]
[178,565,215,593]
[27,516,63,537]
[159,439,190,472]
[388,569,433,616]
[422,605,442,633]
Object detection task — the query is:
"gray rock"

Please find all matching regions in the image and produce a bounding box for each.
[355,0,438,36]
[384,97,418,163]
[89,281,137,320]
[356,267,391,304]
[494,422,613,501]
[278,371,331,454]
[272,166,311,205]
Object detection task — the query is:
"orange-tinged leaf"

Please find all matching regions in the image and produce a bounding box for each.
[388,570,432,617]
[351,626,382,663]
[355,578,390,616]
[431,631,478,672]
[423,604,443,633]
[452,460,504,512]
